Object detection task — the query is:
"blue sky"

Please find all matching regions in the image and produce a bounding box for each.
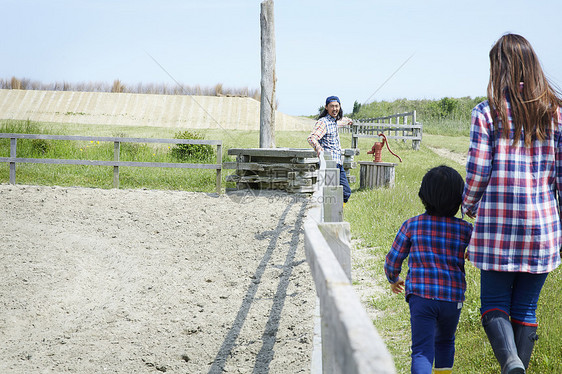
[2,0,562,116]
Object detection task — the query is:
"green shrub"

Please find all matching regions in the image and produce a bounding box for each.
[30,138,51,155]
[170,130,214,162]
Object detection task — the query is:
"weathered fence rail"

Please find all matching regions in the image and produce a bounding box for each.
[0,133,222,193]
[341,111,422,150]
[305,155,396,374]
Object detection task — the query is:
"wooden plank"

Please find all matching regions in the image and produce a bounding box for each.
[0,157,221,170]
[353,134,422,141]
[287,171,319,179]
[227,148,316,158]
[223,162,264,171]
[232,155,318,164]
[287,185,317,193]
[343,148,360,156]
[291,157,319,164]
[224,161,317,171]
[342,161,357,169]
[231,175,314,185]
[354,124,422,130]
[0,133,221,145]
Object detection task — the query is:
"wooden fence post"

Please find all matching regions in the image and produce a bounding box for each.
[259,0,276,148]
[9,137,16,184]
[412,110,421,150]
[351,123,358,149]
[216,144,222,194]
[323,159,343,222]
[113,141,120,188]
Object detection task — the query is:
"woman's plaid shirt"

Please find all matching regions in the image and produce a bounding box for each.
[307,115,342,165]
[385,213,473,303]
[462,99,562,273]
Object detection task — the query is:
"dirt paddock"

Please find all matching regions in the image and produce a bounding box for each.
[0,185,316,373]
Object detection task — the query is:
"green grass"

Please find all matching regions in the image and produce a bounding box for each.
[2,119,561,373]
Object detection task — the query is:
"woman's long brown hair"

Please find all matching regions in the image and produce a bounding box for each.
[487,33,562,146]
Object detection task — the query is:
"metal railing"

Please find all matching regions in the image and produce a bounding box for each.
[0,133,222,193]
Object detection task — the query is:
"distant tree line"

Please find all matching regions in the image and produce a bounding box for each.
[351,96,487,122]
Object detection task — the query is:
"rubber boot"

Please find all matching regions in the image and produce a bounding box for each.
[482,310,526,374]
[512,323,538,369]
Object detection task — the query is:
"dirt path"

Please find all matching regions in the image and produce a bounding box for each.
[427,146,467,166]
[0,185,315,373]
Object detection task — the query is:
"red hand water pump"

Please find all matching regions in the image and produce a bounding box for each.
[366,133,402,163]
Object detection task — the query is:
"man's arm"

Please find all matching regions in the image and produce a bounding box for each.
[307,120,327,155]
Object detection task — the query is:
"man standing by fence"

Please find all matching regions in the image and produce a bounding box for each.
[307,95,352,203]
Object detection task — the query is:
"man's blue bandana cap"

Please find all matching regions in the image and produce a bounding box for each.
[325,96,340,105]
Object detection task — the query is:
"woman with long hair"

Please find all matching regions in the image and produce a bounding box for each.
[462,33,562,374]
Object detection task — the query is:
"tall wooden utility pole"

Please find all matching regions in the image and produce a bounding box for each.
[259,0,276,148]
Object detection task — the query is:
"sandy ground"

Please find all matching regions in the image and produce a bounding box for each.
[0,185,316,373]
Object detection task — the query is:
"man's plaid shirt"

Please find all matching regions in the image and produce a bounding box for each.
[385,213,473,303]
[462,99,562,273]
[307,115,342,164]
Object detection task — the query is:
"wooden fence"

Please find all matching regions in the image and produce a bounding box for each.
[0,133,222,194]
[341,111,422,150]
[305,155,396,374]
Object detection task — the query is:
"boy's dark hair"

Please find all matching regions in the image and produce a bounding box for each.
[418,165,464,217]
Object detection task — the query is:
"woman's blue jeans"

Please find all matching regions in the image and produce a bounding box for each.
[408,295,462,373]
[480,270,548,325]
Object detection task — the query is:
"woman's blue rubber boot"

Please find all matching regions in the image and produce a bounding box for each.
[482,310,526,374]
[512,322,538,369]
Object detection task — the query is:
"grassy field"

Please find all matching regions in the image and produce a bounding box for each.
[1,119,561,373]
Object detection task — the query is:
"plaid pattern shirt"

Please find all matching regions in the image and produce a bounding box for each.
[307,115,342,164]
[385,213,473,303]
[462,99,562,273]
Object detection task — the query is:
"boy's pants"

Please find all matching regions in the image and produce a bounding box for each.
[408,295,462,374]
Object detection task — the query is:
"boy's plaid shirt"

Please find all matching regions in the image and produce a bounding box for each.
[462,99,562,273]
[385,213,473,303]
[307,115,342,164]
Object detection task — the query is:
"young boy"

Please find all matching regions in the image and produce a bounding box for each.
[384,165,473,374]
